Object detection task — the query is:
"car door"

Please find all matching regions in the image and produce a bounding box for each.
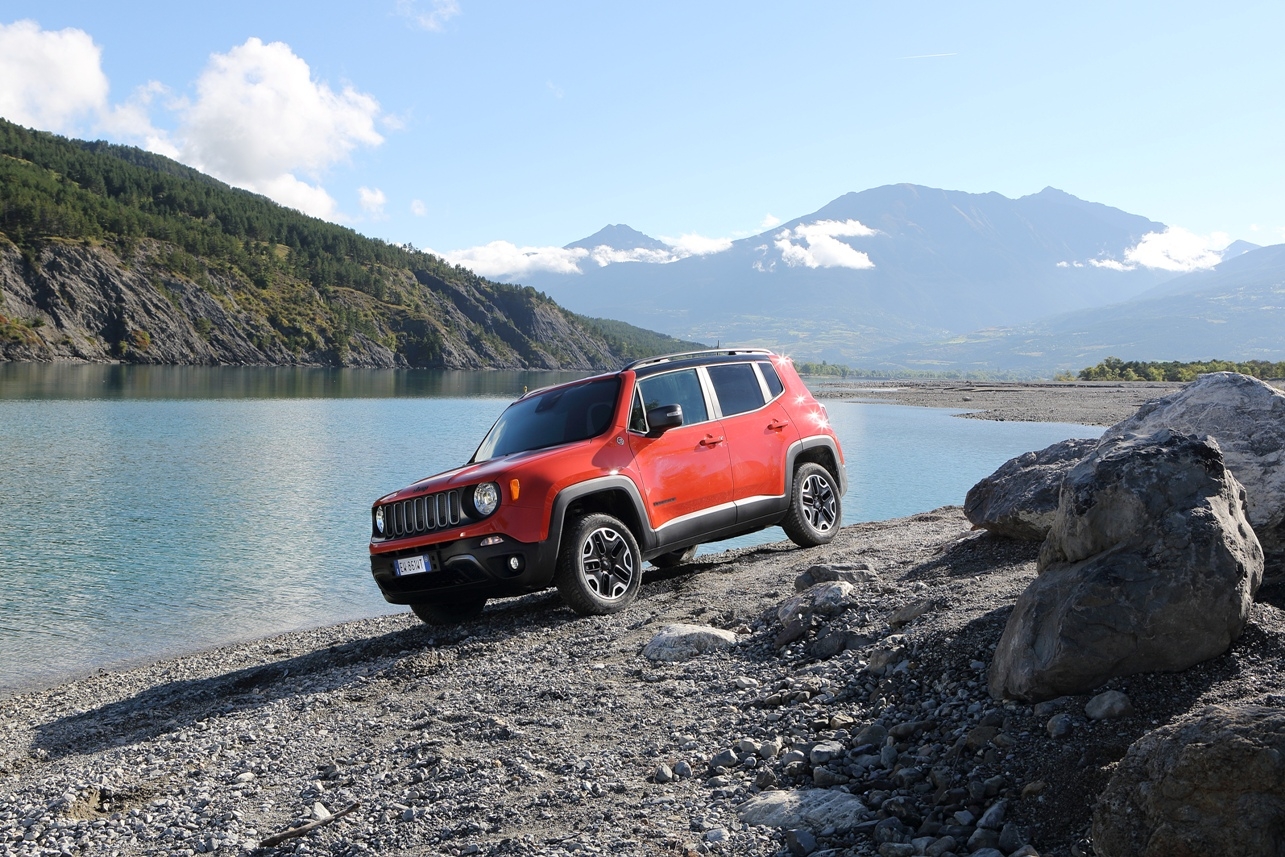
[627,368,734,531]
[704,360,800,523]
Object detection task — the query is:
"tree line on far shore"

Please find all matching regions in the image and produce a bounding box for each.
[1072,357,1285,382]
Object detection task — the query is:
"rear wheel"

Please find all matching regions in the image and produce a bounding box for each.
[555,513,642,615]
[650,545,698,568]
[782,462,841,547]
[409,596,487,626]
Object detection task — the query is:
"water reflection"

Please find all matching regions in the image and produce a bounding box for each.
[0,363,592,401]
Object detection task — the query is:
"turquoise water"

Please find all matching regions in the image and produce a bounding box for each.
[0,365,1101,692]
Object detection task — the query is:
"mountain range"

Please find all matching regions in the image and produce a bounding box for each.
[516,185,1282,374]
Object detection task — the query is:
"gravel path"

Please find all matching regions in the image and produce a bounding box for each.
[4,509,1283,857]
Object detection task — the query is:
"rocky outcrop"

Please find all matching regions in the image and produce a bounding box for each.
[989,429,1263,701]
[1093,704,1285,857]
[1102,372,1285,572]
[964,437,1100,540]
[0,240,621,369]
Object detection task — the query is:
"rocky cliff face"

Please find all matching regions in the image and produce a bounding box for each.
[0,239,620,370]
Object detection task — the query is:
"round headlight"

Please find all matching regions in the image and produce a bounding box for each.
[374,506,386,534]
[471,482,500,517]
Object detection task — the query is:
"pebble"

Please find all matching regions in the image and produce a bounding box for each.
[1047,713,1075,738]
[1085,689,1133,720]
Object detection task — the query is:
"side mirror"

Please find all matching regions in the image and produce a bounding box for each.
[646,404,684,434]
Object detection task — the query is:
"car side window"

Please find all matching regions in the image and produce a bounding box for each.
[707,363,767,416]
[757,361,784,399]
[636,369,708,427]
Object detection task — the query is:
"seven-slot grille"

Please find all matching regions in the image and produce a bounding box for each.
[382,489,463,537]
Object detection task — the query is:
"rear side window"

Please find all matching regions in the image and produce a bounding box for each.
[758,361,784,398]
[708,363,766,416]
[636,369,708,427]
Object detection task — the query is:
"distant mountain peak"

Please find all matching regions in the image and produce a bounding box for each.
[565,224,667,252]
[1220,239,1261,260]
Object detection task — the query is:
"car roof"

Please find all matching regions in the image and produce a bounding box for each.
[625,348,777,379]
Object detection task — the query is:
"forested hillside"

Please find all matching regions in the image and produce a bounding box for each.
[0,119,696,368]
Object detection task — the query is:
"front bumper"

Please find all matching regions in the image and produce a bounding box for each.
[370,534,556,605]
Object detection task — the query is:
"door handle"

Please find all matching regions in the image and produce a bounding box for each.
[700,434,726,447]
[768,419,790,431]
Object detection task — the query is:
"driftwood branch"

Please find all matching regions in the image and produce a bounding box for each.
[259,801,360,848]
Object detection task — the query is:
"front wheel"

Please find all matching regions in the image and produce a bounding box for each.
[555,513,642,615]
[781,462,841,547]
[410,595,487,626]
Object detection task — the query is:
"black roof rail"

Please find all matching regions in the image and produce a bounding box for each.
[622,347,774,372]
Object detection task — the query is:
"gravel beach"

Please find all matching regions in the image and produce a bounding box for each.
[808,380,1186,427]
[6,380,1281,857]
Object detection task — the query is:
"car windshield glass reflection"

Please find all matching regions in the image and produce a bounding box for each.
[473,378,620,461]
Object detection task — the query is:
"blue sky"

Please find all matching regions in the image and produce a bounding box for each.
[1,1,1282,277]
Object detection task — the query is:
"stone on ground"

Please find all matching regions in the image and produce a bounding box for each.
[1102,371,1285,572]
[640,624,737,661]
[1093,704,1285,857]
[964,436,1100,540]
[989,429,1263,701]
[737,788,871,830]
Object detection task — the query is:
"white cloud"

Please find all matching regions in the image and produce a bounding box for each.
[397,0,461,31]
[547,81,565,99]
[410,199,427,216]
[759,213,782,230]
[0,20,108,133]
[773,219,877,269]
[662,233,733,256]
[358,186,387,218]
[174,38,384,220]
[1086,227,1229,273]
[439,241,590,278]
[586,246,673,266]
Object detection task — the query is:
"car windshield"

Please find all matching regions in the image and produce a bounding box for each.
[472,377,620,462]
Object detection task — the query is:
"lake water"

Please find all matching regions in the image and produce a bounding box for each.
[0,364,1101,693]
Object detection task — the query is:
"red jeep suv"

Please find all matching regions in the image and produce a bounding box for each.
[369,349,846,624]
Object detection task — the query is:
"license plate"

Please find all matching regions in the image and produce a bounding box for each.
[395,555,428,576]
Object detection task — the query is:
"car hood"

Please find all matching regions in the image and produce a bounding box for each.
[375,444,574,504]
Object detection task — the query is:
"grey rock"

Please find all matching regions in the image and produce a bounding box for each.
[1103,371,1285,571]
[809,741,845,766]
[970,849,1005,857]
[703,828,728,842]
[709,749,739,769]
[785,827,818,856]
[887,598,940,628]
[673,760,693,779]
[965,437,1100,540]
[855,724,888,747]
[1094,703,1285,857]
[811,766,848,787]
[737,789,871,830]
[794,562,878,591]
[641,624,738,662]
[990,430,1263,701]
[977,798,1007,829]
[925,835,957,857]
[967,825,1000,850]
[1085,690,1133,720]
[780,750,807,767]
[867,635,909,675]
[877,844,916,857]
[654,764,674,784]
[1046,713,1074,738]
[998,822,1029,853]
[777,582,855,624]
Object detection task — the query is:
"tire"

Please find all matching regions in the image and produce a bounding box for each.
[555,513,642,615]
[409,595,487,626]
[649,545,698,569]
[781,462,842,547]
